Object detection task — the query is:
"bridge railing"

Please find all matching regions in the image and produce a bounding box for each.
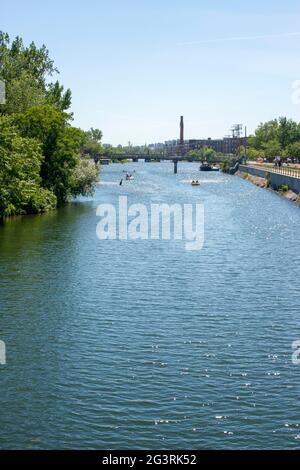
[246,163,300,179]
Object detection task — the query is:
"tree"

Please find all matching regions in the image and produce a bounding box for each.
[277,117,300,149]
[286,141,300,159]
[87,127,102,142]
[15,105,85,205]
[46,81,72,112]
[220,161,230,173]
[187,146,218,162]
[0,32,102,216]
[262,140,282,158]
[81,128,103,162]
[0,31,71,115]
[0,116,56,217]
[187,149,202,160]
[15,105,67,159]
[83,139,103,162]
[201,146,217,162]
[3,71,46,114]
[0,32,57,86]
[240,146,264,160]
[248,117,300,156]
[249,120,279,150]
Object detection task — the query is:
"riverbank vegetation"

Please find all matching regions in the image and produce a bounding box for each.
[0,32,101,218]
[187,146,219,162]
[243,117,300,160]
[220,117,300,173]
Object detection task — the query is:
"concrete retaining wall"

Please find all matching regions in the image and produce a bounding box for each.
[239,165,300,194]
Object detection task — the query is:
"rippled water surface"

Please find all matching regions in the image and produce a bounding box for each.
[1,162,300,449]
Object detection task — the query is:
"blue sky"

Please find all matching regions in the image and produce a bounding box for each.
[2,0,300,145]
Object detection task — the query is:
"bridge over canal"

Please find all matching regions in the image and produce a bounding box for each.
[99,154,201,173]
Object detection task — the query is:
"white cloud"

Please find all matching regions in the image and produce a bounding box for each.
[179,31,300,47]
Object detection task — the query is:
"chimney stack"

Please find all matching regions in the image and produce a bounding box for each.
[180,116,184,145]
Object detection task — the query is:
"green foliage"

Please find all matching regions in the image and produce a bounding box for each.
[14,105,87,205]
[278,184,289,193]
[0,32,102,217]
[240,146,264,159]
[87,128,103,143]
[46,81,72,112]
[286,142,300,159]
[0,32,57,86]
[188,146,218,162]
[277,117,299,149]
[0,31,71,116]
[71,159,99,197]
[220,161,230,173]
[27,188,57,213]
[81,128,104,162]
[248,120,279,149]
[248,117,300,158]
[0,116,56,216]
[262,140,282,158]
[187,149,201,160]
[15,105,66,156]
[83,139,103,162]
[3,71,46,114]
[50,126,86,204]
[103,146,125,159]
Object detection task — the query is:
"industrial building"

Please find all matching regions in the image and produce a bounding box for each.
[154,117,247,156]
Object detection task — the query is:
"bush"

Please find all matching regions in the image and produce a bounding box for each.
[28,188,57,213]
[15,106,85,206]
[278,184,289,193]
[0,116,46,217]
[71,159,99,197]
[220,161,230,173]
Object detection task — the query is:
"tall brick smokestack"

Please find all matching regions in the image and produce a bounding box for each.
[180,116,184,146]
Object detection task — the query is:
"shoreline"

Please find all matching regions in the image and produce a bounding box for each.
[236,170,300,205]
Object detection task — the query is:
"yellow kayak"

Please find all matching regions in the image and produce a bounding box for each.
[191,181,200,186]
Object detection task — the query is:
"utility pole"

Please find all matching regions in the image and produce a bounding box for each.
[230,124,243,157]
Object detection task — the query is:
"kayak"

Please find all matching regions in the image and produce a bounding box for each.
[191,181,200,186]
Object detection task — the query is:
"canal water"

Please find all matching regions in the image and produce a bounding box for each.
[0,162,300,449]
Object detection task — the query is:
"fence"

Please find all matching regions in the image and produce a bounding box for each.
[246,164,300,179]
